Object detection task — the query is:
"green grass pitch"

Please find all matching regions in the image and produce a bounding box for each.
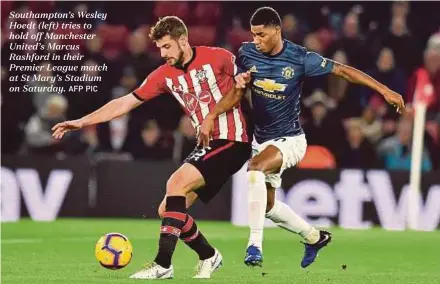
[2,219,439,284]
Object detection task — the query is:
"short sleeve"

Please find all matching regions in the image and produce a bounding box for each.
[217,48,238,76]
[132,68,166,101]
[304,52,334,77]
[236,46,247,74]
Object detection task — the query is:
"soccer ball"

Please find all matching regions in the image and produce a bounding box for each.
[95,232,133,269]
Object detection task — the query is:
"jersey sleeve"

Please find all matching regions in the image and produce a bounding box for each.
[132,68,166,101]
[236,46,247,74]
[217,48,238,76]
[304,52,334,77]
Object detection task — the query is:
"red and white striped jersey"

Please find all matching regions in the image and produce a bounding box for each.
[133,46,249,143]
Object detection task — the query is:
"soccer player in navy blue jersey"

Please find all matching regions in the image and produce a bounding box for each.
[199,7,405,268]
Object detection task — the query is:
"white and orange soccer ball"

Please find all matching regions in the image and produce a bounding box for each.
[95,232,133,269]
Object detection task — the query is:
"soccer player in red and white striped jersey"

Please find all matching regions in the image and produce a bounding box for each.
[133,45,249,143]
[52,16,251,279]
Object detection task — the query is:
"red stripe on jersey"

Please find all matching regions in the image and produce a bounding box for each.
[226,111,236,141]
[213,118,220,140]
[238,106,249,142]
[194,110,204,127]
[183,77,205,127]
[205,93,221,140]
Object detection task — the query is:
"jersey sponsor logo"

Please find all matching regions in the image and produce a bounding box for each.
[321,58,328,68]
[180,91,212,115]
[253,79,287,93]
[169,73,212,115]
[281,66,294,79]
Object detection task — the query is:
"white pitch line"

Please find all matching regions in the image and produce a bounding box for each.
[1,238,43,244]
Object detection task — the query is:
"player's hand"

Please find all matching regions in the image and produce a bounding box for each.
[382,88,405,114]
[52,119,84,139]
[198,115,215,147]
[235,71,251,89]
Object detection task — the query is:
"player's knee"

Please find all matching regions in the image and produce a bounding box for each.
[166,176,183,195]
[248,159,267,172]
[158,204,165,219]
[166,176,193,197]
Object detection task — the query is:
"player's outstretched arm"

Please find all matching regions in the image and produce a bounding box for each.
[331,62,405,113]
[52,93,143,139]
[198,86,246,147]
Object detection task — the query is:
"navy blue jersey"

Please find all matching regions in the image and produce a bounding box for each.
[237,40,334,143]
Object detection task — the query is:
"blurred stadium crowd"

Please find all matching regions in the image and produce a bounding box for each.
[1,1,440,171]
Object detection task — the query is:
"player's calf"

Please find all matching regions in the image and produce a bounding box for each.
[180,214,216,261]
[246,170,266,252]
[265,185,276,213]
[153,196,187,269]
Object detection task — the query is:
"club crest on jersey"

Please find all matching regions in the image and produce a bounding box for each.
[282,66,294,79]
[195,69,208,83]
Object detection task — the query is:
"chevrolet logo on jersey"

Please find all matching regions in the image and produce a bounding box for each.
[253,79,287,93]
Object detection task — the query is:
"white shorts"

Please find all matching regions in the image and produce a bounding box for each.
[251,134,307,188]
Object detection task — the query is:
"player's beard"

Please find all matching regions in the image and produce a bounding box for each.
[172,44,185,67]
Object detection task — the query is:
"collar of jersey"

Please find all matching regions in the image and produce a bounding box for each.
[174,47,197,72]
[266,39,287,58]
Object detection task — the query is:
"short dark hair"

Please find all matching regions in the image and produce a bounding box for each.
[149,16,188,41]
[250,7,281,27]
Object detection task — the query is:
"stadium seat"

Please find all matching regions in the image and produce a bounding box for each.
[55,25,87,48]
[28,1,55,14]
[96,24,129,59]
[193,3,222,25]
[297,145,336,169]
[137,25,158,53]
[154,2,190,23]
[137,25,151,37]
[1,2,13,27]
[315,28,336,51]
[426,120,439,143]
[188,26,217,46]
[226,28,252,53]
